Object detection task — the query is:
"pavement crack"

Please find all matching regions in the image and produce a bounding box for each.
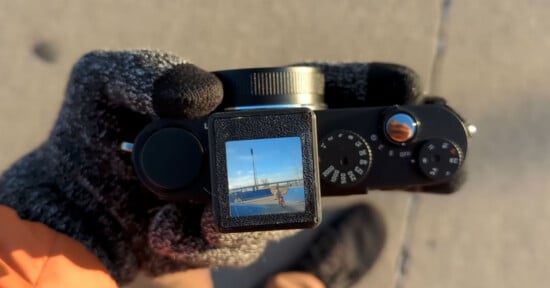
[429,0,453,94]
[398,246,410,276]
[395,2,454,287]
[394,193,419,288]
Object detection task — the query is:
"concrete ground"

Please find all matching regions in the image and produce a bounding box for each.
[1,1,549,287]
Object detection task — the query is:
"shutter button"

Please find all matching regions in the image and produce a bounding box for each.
[384,113,418,144]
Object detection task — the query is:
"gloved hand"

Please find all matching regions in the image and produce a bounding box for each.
[0,49,424,285]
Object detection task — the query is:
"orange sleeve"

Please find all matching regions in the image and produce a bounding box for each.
[0,205,117,288]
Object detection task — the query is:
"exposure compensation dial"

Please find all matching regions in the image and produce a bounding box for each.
[417,138,463,180]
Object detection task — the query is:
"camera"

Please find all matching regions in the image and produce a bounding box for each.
[127,66,471,232]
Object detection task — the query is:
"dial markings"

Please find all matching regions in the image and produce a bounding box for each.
[319,130,372,185]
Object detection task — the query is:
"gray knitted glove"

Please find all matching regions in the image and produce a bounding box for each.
[0,50,296,285]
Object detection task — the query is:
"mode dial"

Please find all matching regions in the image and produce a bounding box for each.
[319,130,372,185]
[417,139,463,180]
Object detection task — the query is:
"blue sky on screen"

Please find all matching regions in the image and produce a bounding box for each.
[226,136,303,189]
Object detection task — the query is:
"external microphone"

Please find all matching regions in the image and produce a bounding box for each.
[153,63,224,119]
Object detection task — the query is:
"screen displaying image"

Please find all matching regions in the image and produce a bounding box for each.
[226,136,305,217]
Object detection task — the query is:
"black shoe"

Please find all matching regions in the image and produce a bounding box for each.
[284,203,386,288]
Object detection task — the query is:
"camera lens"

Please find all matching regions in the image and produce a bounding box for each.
[213,66,326,110]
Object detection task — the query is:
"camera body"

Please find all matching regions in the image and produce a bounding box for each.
[129,66,470,232]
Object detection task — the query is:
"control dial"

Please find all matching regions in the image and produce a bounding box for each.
[134,127,204,196]
[319,130,372,185]
[417,139,463,180]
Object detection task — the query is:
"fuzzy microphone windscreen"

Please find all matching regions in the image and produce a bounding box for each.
[153,63,223,119]
[296,62,423,108]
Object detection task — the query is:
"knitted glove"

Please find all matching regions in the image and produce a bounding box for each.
[0,50,297,284]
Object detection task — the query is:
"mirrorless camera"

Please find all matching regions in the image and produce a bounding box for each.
[126,66,471,232]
